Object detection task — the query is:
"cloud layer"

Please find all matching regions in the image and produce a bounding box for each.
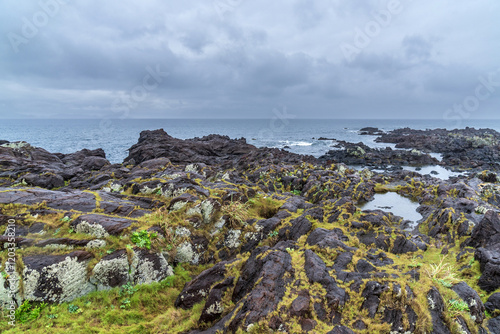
[1,0,499,119]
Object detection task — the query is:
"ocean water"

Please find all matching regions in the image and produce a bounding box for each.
[1,119,500,164]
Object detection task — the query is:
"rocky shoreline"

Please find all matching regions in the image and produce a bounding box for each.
[1,127,500,333]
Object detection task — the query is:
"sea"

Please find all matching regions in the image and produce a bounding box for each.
[1,119,500,164]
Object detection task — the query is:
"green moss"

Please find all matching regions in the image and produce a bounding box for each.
[0,265,197,334]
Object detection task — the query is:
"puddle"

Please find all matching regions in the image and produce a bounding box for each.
[359,192,422,230]
[428,152,443,162]
[402,165,464,180]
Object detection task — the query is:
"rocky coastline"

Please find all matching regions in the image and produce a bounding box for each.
[1,127,500,333]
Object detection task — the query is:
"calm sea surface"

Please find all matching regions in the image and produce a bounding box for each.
[1,119,500,164]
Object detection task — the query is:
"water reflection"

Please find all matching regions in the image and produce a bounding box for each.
[359,192,422,229]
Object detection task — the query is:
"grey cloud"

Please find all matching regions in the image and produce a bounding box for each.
[0,0,499,119]
[403,35,434,61]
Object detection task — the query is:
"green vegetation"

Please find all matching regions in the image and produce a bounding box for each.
[448,299,469,314]
[130,230,157,250]
[1,158,497,334]
[67,304,81,314]
[267,230,278,238]
[60,216,72,223]
[14,301,47,324]
[247,195,282,218]
[220,201,250,227]
[0,266,198,334]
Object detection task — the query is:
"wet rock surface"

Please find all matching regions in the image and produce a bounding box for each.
[1,128,500,333]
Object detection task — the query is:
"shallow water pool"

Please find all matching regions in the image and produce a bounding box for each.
[359,192,422,228]
[402,165,464,180]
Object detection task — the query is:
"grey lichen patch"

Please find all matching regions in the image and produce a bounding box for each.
[102,182,122,193]
[0,271,22,307]
[175,241,200,265]
[1,141,30,150]
[225,229,241,249]
[85,239,107,249]
[23,256,95,303]
[140,185,161,195]
[75,220,109,238]
[175,227,191,238]
[211,217,226,236]
[185,164,199,173]
[359,168,374,179]
[90,255,129,290]
[131,251,173,285]
[205,301,223,315]
[244,231,259,242]
[171,201,188,211]
[22,269,41,300]
[161,173,182,180]
[427,295,435,310]
[43,244,74,251]
[475,205,488,214]
[161,185,188,198]
[201,200,216,224]
[349,146,365,157]
[189,200,218,224]
[187,206,202,217]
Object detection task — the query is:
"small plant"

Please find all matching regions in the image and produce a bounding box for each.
[67,304,81,314]
[60,216,71,223]
[15,301,47,323]
[106,248,116,254]
[68,228,74,234]
[119,282,138,297]
[291,189,301,196]
[120,298,131,309]
[285,247,295,253]
[267,230,278,238]
[448,299,469,313]
[436,279,453,288]
[130,230,157,250]
[118,282,138,309]
[424,255,459,284]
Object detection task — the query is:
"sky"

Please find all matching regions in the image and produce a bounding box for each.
[0,0,499,120]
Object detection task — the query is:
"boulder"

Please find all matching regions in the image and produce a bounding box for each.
[475,248,500,293]
[71,214,133,238]
[22,251,95,303]
[427,287,452,334]
[485,292,500,314]
[451,282,485,323]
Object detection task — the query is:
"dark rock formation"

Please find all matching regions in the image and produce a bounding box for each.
[319,141,439,167]
[485,293,500,314]
[124,129,316,168]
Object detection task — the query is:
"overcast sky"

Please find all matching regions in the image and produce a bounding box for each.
[1,0,499,119]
